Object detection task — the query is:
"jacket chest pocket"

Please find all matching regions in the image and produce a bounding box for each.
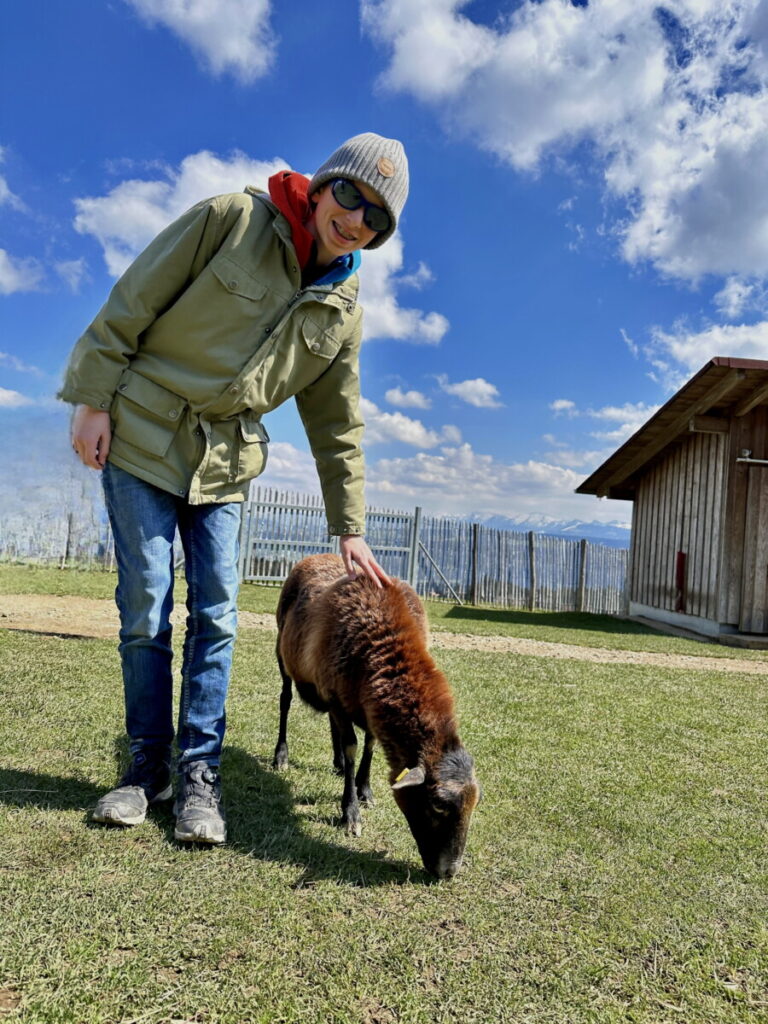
[210,255,268,302]
[111,369,187,458]
[300,314,343,361]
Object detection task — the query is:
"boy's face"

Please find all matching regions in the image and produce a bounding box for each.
[307,179,381,265]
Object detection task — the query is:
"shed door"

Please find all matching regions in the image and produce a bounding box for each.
[739,464,768,633]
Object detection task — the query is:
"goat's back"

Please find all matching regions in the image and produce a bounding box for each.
[277,554,431,705]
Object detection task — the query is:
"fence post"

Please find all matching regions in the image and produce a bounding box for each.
[577,538,588,612]
[471,522,480,605]
[407,506,422,588]
[528,531,537,611]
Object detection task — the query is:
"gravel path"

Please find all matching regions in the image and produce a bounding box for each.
[2,593,766,675]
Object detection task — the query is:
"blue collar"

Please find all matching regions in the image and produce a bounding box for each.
[311,250,361,287]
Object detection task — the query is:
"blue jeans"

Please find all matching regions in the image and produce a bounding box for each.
[102,462,241,767]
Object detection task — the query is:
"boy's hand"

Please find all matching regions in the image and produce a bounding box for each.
[339,535,391,588]
[71,404,112,469]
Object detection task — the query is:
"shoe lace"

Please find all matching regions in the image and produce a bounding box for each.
[120,750,168,788]
[179,764,221,808]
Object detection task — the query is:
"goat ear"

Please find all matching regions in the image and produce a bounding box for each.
[392,766,426,790]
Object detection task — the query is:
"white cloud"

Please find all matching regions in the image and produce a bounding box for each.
[714,277,762,319]
[0,387,34,408]
[360,397,460,448]
[365,442,629,523]
[546,398,659,448]
[255,441,320,494]
[73,149,286,277]
[364,0,768,283]
[360,235,449,344]
[620,328,639,358]
[579,400,660,443]
[396,261,434,290]
[385,386,431,409]
[0,352,46,377]
[124,0,276,83]
[55,259,88,294]
[651,319,768,376]
[0,147,24,212]
[0,249,44,295]
[73,150,448,342]
[550,398,577,416]
[0,176,23,211]
[542,447,609,470]
[437,374,502,408]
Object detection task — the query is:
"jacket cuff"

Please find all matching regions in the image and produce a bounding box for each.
[57,385,114,410]
[327,522,366,537]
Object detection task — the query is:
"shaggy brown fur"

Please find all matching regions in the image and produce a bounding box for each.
[273,554,479,879]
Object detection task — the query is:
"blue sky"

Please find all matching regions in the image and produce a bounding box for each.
[3,0,768,528]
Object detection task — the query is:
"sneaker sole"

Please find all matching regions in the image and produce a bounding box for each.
[174,826,227,845]
[92,784,173,827]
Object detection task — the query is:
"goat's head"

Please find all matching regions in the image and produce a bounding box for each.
[392,745,480,880]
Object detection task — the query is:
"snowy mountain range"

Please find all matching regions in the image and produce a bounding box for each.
[465,513,631,549]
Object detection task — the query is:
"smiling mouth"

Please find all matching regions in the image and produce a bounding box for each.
[333,220,356,243]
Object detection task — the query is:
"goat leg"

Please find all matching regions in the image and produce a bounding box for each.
[272,643,293,770]
[334,712,362,837]
[329,717,345,776]
[355,731,376,807]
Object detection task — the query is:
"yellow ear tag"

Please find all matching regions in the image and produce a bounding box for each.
[394,768,410,783]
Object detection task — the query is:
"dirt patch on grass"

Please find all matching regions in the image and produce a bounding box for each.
[2,593,767,674]
[0,593,274,639]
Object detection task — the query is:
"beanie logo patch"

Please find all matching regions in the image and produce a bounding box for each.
[377,157,395,178]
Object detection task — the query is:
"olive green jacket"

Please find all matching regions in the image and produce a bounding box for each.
[59,189,366,535]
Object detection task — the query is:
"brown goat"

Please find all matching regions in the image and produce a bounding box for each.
[272,553,480,879]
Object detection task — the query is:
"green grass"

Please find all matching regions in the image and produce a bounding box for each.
[1,608,767,1022]
[3,563,767,661]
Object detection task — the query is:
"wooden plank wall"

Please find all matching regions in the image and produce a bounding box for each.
[630,431,726,620]
[718,407,768,626]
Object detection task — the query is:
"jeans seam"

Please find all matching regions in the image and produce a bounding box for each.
[181,519,199,753]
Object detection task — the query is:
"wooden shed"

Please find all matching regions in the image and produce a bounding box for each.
[578,357,768,639]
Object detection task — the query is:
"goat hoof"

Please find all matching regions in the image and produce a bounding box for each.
[358,790,375,808]
[272,748,289,771]
[342,815,362,837]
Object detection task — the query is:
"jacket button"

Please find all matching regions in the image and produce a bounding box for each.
[118,383,127,391]
[264,326,271,334]
[311,342,321,352]
[228,280,238,289]
[347,304,355,313]
[168,409,178,419]
[99,401,107,408]
[178,489,184,495]
[230,385,239,394]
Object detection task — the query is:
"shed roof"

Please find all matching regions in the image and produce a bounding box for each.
[577,357,768,500]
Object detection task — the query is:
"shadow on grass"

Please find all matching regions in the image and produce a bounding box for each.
[0,745,427,887]
[221,745,426,886]
[440,605,660,636]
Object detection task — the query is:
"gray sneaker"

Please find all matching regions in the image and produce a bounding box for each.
[174,761,227,845]
[92,748,172,826]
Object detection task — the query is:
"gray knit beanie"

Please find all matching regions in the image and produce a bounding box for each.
[308,132,409,249]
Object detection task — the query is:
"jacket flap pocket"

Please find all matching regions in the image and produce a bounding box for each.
[211,256,268,301]
[115,369,187,420]
[238,414,270,444]
[300,315,343,360]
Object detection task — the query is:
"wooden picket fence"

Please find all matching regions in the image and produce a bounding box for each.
[241,489,628,615]
[1,485,628,615]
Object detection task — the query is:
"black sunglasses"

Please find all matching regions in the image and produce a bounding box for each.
[330,178,392,234]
